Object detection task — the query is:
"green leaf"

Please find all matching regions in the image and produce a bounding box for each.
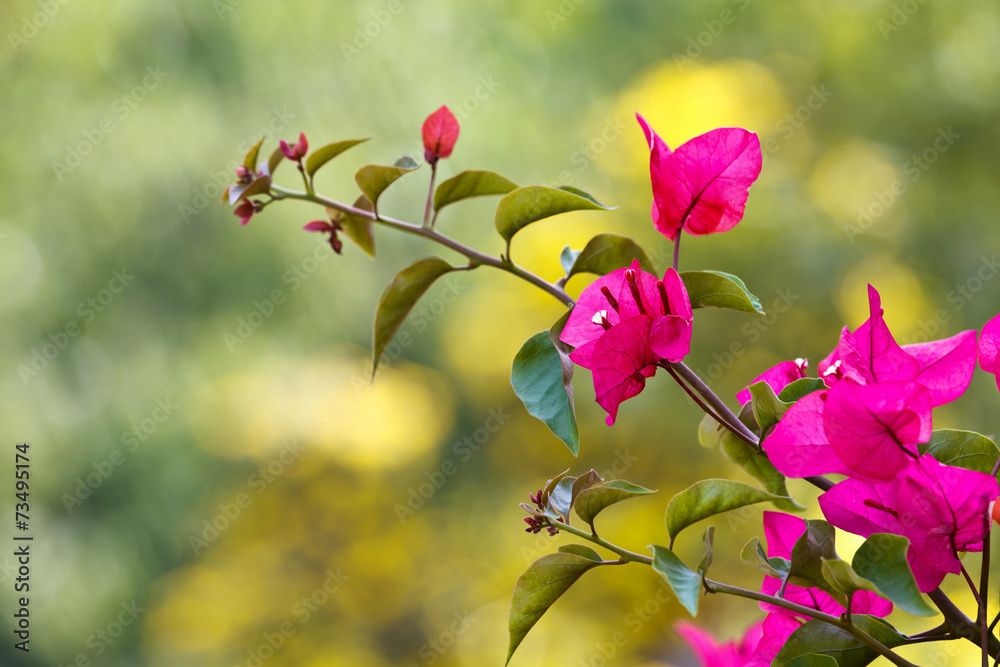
[852,533,936,617]
[665,479,789,546]
[372,257,454,375]
[919,428,1000,478]
[698,526,715,575]
[355,157,420,211]
[560,246,581,275]
[573,480,657,526]
[495,185,614,244]
[774,616,905,667]
[748,381,791,435]
[434,169,518,212]
[547,476,577,520]
[820,559,881,599]
[778,378,828,403]
[326,196,376,258]
[511,332,580,456]
[243,137,264,171]
[227,175,270,206]
[557,544,602,561]
[567,233,658,278]
[506,552,604,664]
[649,545,702,616]
[541,469,572,505]
[700,414,804,512]
[265,147,284,177]
[787,520,844,602]
[740,537,790,579]
[679,270,765,314]
[306,138,371,178]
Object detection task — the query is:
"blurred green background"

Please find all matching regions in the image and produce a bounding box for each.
[3,0,1000,665]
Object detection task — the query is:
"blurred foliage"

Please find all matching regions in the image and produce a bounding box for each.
[3,0,1000,665]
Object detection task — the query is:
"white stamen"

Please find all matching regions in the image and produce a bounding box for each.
[591,310,608,325]
[822,360,841,377]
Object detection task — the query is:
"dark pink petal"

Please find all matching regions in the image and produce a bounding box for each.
[896,456,997,591]
[763,392,853,479]
[675,622,738,667]
[614,259,666,320]
[734,620,765,663]
[648,314,691,362]
[651,127,762,240]
[749,614,799,667]
[760,576,846,619]
[234,200,255,226]
[980,313,1000,392]
[853,590,894,617]
[737,360,808,405]
[422,106,460,162]
[763,511,805,559]
[662,267,693,321]
[824,381,932,482]
[295,132,308,157]
[902,330,977,406]
[279,139,297,161]
[570,315,656,425]
[836,285,919,385]
[818,477,901,539]
[303,220,331,232]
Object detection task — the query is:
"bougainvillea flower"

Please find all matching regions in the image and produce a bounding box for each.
[736,358,809,405]
[764,380,932,482]
[303,220,343,254]
[978,312,1000,391]
[819,455,998,592]
[561,260,693,424]
[676,619,771,667]
[279,132,309,161]
[760,512,893,617]
[818,285,976,406]
[635,114,762,241]
[422,105,460,164]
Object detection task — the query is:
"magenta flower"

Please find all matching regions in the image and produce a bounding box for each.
[759,512,893,618]
[819,455,998,592]
[303,220,343,254]
[978,312,1000,391]
[818,284,976,406]
[636,114,762,242]
[422,106,460,165]
[676,619,775,667]
[736,358,809,405]
[764,380,932,482]
[561,260,692,424]
[279,132,309,161]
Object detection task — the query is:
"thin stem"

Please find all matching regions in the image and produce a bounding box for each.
[668,361,759,446]
[660,362,757,449]
[270,185,575,307]
[553,520,652,565]
[928,587,1000,658]
[704,580,919,667]
[423,161,437,228]
[673,232,681,272]
[984,537,992,667]
[960,559,989,667]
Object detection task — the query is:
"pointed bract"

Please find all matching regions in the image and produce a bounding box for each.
[422,106,460,164]
[737,360,808,405]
